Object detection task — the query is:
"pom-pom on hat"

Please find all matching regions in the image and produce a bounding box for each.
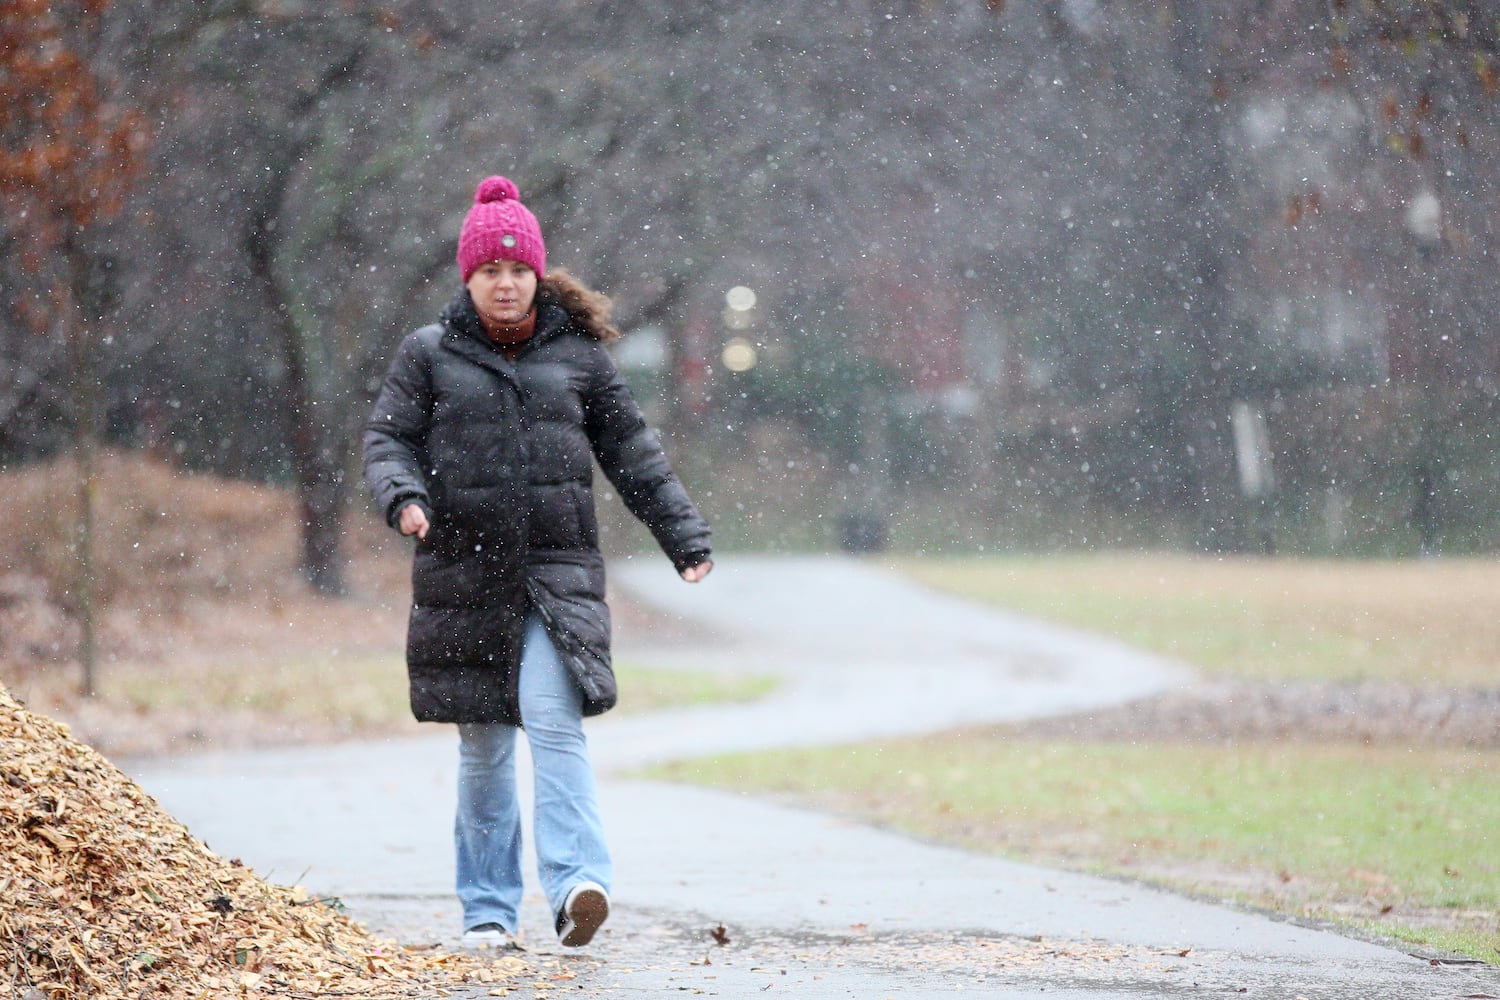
[457,175,546,282]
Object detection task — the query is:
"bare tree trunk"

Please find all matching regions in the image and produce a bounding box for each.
[245,229,348,596]
[239,46,369,597]
[1169,3,1248,552]
[64,235,114,696]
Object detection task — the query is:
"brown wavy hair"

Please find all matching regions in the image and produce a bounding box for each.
[537,268,620,343]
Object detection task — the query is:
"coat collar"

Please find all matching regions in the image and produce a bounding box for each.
[437,290,571,382]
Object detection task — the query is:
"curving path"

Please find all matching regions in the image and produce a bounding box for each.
[128,556,1497,998]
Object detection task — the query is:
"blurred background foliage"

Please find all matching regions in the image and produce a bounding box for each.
[5,0,1500,593]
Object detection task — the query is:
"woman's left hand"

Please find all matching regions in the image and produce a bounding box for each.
[679,560,713,583]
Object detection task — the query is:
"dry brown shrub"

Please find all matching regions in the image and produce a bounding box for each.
[1,451,300,619]
[3,451,297,677]
[0,453,415,756]
[0,451,411,667]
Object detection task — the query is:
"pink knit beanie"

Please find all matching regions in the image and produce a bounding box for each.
[457,176,546,282]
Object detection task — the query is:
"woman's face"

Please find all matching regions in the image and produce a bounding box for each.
[466,259,538,327]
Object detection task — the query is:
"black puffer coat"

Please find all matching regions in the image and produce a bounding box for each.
[363,290,711,725]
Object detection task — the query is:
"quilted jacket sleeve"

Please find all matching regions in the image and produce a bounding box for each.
[363,328,436,528]
[583,343,711,567]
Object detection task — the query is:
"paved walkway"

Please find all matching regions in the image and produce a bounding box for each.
[127,556,1499,997]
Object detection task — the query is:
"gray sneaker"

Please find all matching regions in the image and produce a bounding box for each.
[554,882,609,947]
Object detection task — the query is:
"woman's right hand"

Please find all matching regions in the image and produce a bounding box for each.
[398,502,430,540]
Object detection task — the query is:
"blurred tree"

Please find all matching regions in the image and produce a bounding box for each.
[6,0,1500,566]
[1329,0,1500,553]
[0,0,149,693]
[133,3,468,595]
[1013,0,1500,552]
[1161,2,1249,551]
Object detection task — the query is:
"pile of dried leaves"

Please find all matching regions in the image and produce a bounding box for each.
[0,685,531,999]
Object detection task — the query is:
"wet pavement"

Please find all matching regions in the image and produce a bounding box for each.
[126,556,1500,998]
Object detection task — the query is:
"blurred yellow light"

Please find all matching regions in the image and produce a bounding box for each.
[722,337,758,372]
[725,285,757,311]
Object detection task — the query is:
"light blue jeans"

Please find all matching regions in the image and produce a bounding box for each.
[454,614,611,934]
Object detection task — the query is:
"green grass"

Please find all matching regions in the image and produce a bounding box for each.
[652,735,1500,960]
[110,651,410,730]
[618,663,778,712]
[645,553,1500,962]
[108,651,775,731]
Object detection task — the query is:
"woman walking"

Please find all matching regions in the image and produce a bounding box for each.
[363,175,713,950]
